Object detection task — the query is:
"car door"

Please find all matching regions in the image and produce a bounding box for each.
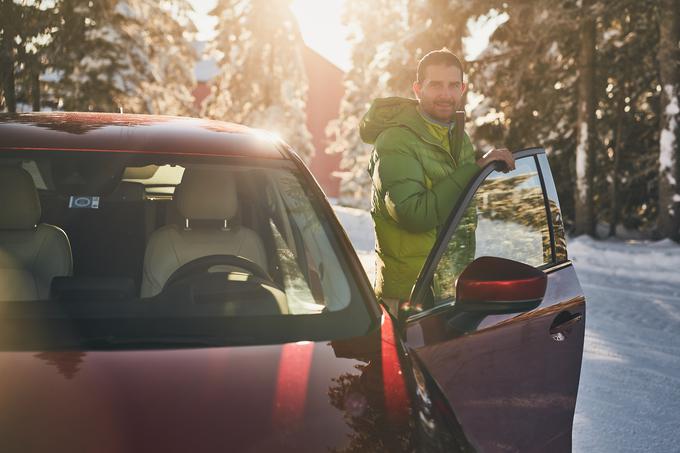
[403,148,585,452]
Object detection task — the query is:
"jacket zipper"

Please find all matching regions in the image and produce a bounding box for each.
[400,125,459,170]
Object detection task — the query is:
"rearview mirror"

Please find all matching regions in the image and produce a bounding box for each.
[455,256,547,314]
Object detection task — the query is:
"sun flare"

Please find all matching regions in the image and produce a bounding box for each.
[290,0,351,71]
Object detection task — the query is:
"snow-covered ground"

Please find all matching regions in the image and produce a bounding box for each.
[332,205,680,452]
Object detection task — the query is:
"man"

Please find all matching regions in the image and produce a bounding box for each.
[361,48,515,315]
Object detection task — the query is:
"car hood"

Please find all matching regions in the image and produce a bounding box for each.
[0,315,415,453]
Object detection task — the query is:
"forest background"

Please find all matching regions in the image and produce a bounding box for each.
[2,0,679,241]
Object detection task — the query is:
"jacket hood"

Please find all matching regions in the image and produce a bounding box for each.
[360,97,435,145]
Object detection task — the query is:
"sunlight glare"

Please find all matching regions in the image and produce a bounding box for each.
[188,0,218,41]
[290,0,351,71]
[464,10,509,61]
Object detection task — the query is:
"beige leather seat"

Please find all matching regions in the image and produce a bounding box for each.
[0,166,73,301]
[140,168,268,297]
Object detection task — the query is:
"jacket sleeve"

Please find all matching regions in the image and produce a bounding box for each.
[372,130,480,233]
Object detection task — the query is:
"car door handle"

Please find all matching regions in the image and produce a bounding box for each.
[549,312,583,337]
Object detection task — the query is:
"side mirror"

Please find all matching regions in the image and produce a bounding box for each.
[455,256,547,314]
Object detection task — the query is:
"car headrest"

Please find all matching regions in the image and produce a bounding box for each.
[175,169,237,221]
[0,166,41,230]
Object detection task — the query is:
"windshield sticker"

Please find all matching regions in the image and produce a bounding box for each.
[68,196,100,209]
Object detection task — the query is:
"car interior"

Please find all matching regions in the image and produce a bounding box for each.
[0,153,352,317]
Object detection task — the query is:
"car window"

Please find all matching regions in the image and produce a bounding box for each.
[266,172,351,314]
[537,153,568,262]
[432,156,553,304]
[0,151,370,348]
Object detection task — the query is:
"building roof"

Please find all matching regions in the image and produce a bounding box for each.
[0,112,286,159]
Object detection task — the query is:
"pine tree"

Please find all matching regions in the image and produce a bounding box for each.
[204,0,314,161]
[1,0,20,112]
[130,0,197,116]
[469,1,581,224]
[50,0,148,111]
[469,0,666,236]
[49,0,196,114]
[598,1,660,236]
[325,0,410,208]
[0,0,57,112]
[385,0,493,93]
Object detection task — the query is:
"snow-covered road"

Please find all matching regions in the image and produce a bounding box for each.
[570,237,680,452]
[333,205,680,452]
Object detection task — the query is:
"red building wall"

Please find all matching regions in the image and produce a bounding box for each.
[301,46,345,198]
[192,82,211,112]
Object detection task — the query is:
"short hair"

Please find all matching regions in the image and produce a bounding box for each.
[416,48,464,83]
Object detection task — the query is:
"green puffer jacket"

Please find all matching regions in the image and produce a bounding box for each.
[361,97,480,301]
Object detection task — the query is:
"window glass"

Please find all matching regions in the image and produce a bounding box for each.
[0,151,370,349]
[433,156,552,303]
[537,153,568,262]
[265,172,351,314]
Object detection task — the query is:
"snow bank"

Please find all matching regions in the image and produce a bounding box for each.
[569,235,680,288]
[332,205,376,283]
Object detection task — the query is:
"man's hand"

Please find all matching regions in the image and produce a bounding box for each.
[475,148,516,173]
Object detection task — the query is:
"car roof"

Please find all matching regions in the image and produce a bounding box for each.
[0,112,288,159]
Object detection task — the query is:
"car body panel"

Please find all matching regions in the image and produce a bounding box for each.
[0,112,284,159]
[0,311,415,453]
[405,148,586,452]
[406,265,585,452]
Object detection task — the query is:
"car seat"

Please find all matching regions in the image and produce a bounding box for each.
[0,166,73,301]
[140,168,268,297]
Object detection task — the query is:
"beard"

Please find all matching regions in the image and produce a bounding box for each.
[422,99,458,122]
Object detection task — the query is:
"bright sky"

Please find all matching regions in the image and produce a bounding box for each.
[290,0,351,71]
[188,0,351,70]
[187,0,505,72]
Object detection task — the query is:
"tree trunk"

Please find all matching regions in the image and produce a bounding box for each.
[657,0,680,240]
[32,70,40,111]
[609,87,626,237]
[574,0,597,237]
[0,36,16,113]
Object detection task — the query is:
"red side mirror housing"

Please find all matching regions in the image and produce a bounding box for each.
[455,256,547,314]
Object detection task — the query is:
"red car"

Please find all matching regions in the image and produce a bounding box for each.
[0,112,585,452]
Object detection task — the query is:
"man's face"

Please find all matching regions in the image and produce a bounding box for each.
[413,64,466,122]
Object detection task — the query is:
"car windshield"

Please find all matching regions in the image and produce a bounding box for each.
[0,151,373,349]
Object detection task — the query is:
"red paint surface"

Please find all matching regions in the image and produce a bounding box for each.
[0,341,367,452]
[380,309,410,423]
[408,264,586,451]
[0,112,283,159]
[457,256,548,302]
[461,276,547,302]
[272,341,315,429]
[0,146,273,159]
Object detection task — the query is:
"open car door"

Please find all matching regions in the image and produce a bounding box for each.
[403,148,586,452]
